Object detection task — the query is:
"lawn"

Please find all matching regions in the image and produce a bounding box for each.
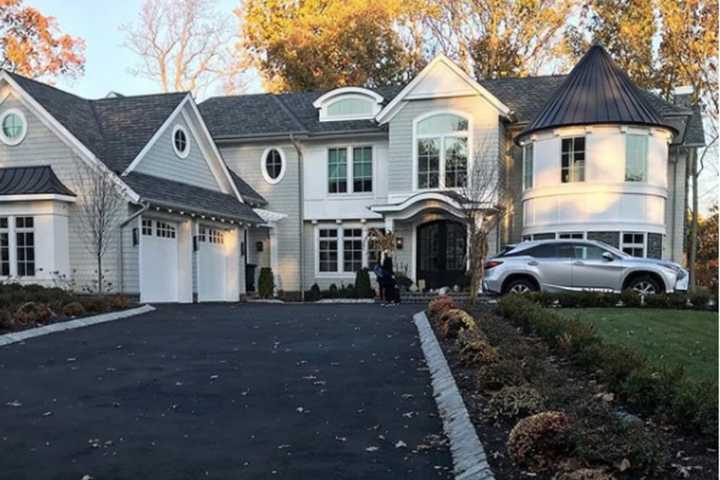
[558,308,718,383]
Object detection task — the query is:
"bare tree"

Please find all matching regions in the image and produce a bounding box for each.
[457,143,509,305]
[74,161,126,293]
[121,0,248,98]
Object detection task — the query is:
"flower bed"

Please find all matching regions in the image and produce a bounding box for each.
[0,283,133,334]
[425,295,718,479]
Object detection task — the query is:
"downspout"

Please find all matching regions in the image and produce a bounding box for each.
[118,202,149,294]
[290,134,305,301]
[670,149,678,261]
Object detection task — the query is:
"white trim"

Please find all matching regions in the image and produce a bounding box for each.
[326,144,375,195]
[172,124,191,159]
[0,194,76,203]
[318,94,382,122]
[313,87,384,108]
[371,192,465,213]
[411,110,473,192]
[0,73,140,203]
[375,55,511,125]
[122,96,189,175]
[313,222,368,279]
[260,147,287,185]
[0,107,27,146]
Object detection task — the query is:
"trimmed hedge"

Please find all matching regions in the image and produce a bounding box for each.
[526,289,713,310]
[497,295,718,439]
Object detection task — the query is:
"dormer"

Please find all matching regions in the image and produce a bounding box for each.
[313,87,383,122]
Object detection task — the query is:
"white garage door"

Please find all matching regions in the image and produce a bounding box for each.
[198,226,226,302]
[140,219,179,302]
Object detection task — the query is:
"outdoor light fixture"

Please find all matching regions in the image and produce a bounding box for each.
[396,237,404,250]
[256,241,264,252]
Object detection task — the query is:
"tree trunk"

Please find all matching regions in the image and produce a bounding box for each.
[97,253,103,294]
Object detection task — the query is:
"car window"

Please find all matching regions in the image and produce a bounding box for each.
[574,244,606,260]
[525,244,557,258]
[557,243,576,258]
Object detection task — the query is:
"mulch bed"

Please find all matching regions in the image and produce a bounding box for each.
[430,304,718,480]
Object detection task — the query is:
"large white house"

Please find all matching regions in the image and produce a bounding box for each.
[0,45,704,301]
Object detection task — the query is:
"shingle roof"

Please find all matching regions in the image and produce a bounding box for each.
[516,45,678,139]
[123,172,262,224]
[199,86,402,139]
[0,165,75,196]
[228,169,267,207]
[6,71,187,173]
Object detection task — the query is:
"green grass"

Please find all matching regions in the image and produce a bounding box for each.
[557,308,718,383]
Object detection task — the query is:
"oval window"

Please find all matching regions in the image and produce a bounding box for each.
[0,109,27,146]
[172,125,190,158]
[262,148,285,184]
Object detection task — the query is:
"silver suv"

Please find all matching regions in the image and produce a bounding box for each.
[482,239,689,295]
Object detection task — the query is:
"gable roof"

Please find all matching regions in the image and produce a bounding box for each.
[0,165,75,197]
[228,169,267,207]
[4,71,187,173]
[516,45,678,140]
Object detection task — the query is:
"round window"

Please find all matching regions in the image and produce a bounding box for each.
[262,148,285,184]
[172,125,190,158]
[0,109,27,146]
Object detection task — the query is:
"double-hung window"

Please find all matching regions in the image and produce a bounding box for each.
[625,134,648,182]
[522,143,534,189]
[15,216,34,277]
[319,228,339,272]
[328,146,373,194]
[561,137,585,183]
[416,113,469,189]
[367,228,385,267]
[0,217,8,276]
[343,228,363,272]
[328,148,348,193]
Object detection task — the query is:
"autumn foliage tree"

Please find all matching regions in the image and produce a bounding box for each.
[240,0,429,93]
[0,0,85,79]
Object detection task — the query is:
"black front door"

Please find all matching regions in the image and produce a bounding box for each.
[417,220,467,289]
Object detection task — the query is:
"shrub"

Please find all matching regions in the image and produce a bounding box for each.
[62,302,85,317]
[643,293,669,308]
[109,294,130,310]
[619,365,684,415]
[575,342,645,385]
[327,283,338,298]
[666,292,689,309]
[620,289,641,307]
[489,385,543,419]
[354,268,374,298]
[688,287,711,308]
[557,469,613,480]
[80,296,110,314]
[669,380,719,438]
[14,302,51,326]
[555,318,599,355]
[476,358,526,391]
[305,283,321,302]
[0,308,13,330]
[439,309,477,339]
[507,411,574,472]
[458,338,498,367]
[427,296,456,320]
[257,268,274,299]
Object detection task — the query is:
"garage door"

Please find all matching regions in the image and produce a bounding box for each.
[197,226,226,302]
[140,219,179,302]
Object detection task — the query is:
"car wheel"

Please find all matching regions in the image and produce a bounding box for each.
[504,278,537,295]
[629,275,661,295]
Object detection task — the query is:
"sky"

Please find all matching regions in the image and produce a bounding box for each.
[28,0,250,99]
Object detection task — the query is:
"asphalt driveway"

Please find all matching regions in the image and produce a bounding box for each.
[0,304,451,479]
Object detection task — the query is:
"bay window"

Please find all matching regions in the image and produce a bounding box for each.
[621,232,645,257]
[415,113,469,189]
[0,217,8,276]
[522,143,534,189]
[625,134,648,182]
[15,216,34,277]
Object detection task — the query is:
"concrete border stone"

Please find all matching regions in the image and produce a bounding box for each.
[413,310,495,480]
[0,305,156,347]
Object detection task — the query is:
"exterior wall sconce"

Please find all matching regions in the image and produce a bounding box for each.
[256,241,264,252]
[395,237,404,250]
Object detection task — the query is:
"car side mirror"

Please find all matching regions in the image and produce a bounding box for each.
[602,252,614,262]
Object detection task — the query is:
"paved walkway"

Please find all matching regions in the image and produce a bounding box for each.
[0,304,451,479]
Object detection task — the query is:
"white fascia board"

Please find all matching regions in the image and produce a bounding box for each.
[0,194,77,203]
[375,55,512,124]
[0,72,140,204]
[121,95,190,176]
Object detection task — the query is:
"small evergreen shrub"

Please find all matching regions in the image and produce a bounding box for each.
[619,365,684,415]
[688,287,711,308]
[257,268,274,299]
[489,385,544,419]
[327,283,338,298]
[620,289,642,307]
[507,411,574,472]
[670,380,719,438]
[354,268,374,298]
[62,302,85,317]
[476,359,526,391]
[0,308,13,330]
[305,283,321,302]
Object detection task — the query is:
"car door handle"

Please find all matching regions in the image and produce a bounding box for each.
[573,261,585,266]
[527,260,538,266]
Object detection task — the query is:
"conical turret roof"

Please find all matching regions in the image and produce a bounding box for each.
[518,45,677,140]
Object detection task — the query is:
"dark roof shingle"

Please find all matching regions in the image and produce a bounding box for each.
[0,165,75,196]
[123,172,262,224]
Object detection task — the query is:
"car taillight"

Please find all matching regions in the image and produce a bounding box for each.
[484,260,503,269]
